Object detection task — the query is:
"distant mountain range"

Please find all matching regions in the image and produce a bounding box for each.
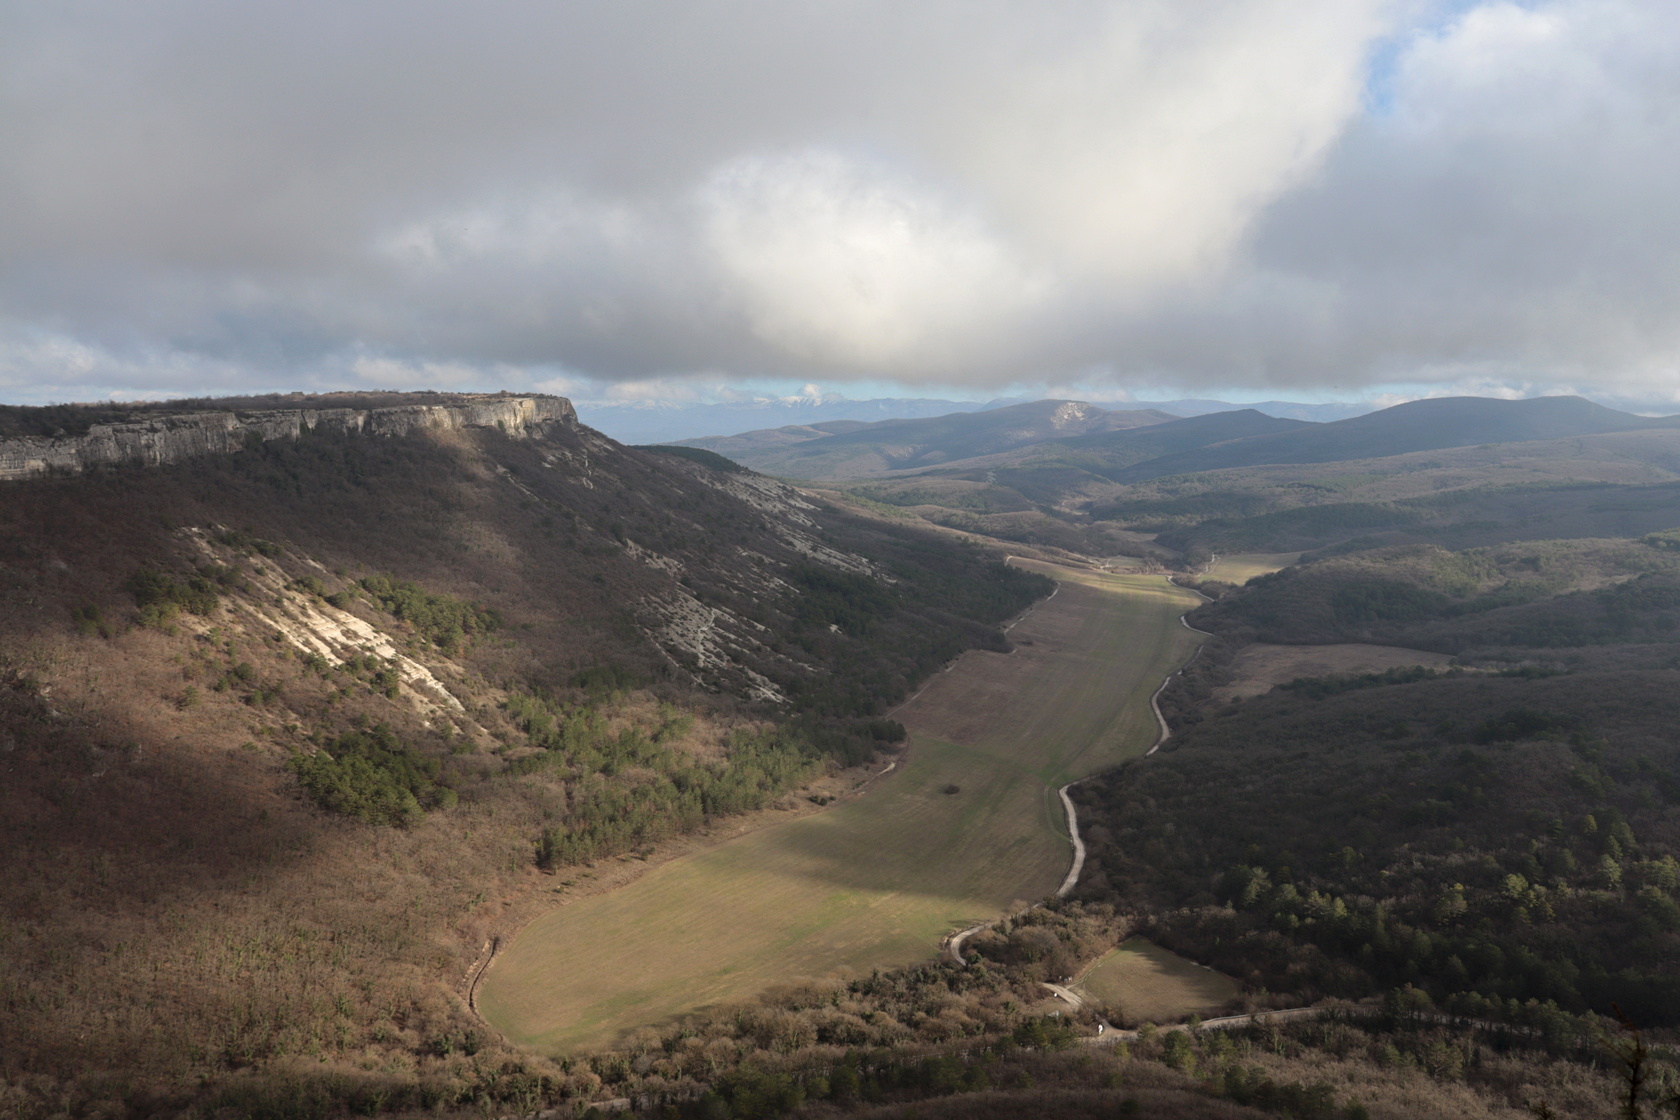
[1105,395,1680,483]
[675,395,1680,483]
[982,396,1374,424]
[575,394,1372,444]
[674,400,1179,479]
[577,397,989,445]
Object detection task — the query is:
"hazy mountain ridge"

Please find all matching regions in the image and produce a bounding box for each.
[580,394,1375,446]
[688,395,1680,485]
[1111,395,1680,482]
[761,397,1680,568]
[678,399,1180,479]
[577,396,990,445]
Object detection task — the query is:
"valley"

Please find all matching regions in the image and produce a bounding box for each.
[6,391,1680,1119]
[479,561,1205,1050]
[15,6,1680,1112]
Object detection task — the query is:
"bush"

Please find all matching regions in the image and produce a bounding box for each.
[288,725,446,827]
[127,565,243,625]
[70,604,110,638]
[358,573,500,653]
[213,527,283,557]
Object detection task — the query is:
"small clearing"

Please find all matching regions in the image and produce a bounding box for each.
[1201,552,1302,584]
[1214,642,1457,702]
[1071,938,1240,1026]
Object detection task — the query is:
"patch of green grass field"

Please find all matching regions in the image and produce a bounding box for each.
[478,567,1202,1051]
[1071,938,1240,1026]
[1202,551,1302,585]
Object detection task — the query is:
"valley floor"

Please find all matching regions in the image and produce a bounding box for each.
[478,564,1204,1051]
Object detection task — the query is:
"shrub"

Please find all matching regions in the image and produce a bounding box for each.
[213,527,283,557]
[71,604,110,638]
[127,564,247,627]
[358,573,500,653]
[288,725,446,827]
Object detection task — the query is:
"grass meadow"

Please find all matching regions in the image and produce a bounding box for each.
[1071,938,1241,1025]
[1200,552,1303,585]
[478,566,1204,1051]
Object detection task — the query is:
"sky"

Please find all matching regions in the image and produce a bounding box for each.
[2,0,1678,410]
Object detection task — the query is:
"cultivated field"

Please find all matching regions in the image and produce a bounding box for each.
[1071,939,1240,1025]
[1201,552,1302,584]
[478,564,1204,1051]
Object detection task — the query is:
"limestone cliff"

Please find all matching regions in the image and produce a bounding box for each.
[0,393,576,481]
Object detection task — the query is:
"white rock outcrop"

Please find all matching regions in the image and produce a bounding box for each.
[0,394,576,481]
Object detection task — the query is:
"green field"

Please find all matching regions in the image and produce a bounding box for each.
[1071,939,1241,1025]
[1202,551,1302,584]
[478,566,1203,1051]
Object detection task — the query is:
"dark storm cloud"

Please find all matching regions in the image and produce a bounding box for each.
[0,1,1675,403]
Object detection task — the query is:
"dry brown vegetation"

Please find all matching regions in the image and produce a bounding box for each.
[0,615,802,1113]
[1211,642,1455,702]
[0,403,1048,1118]
[505,911,1636,1120]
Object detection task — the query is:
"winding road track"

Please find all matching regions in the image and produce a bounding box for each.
[483,560,1207,1047]
[946,566,1210,964]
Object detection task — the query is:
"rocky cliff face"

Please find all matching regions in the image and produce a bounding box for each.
[0,394,577,481]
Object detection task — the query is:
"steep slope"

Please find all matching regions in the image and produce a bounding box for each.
[0,393,1048,1114]
[678,399,1178,479]
[1115,395,1679,481]
[0,394,1047,709]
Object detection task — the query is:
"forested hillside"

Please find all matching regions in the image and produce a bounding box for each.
[1191,537,1680,651]
[1077,665,1680,1024]
[0,395,1047,1117]
[1073,536,1680,1033]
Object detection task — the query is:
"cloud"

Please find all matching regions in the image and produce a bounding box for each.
[1219,0,1680,395]
[0,1,1675,404]
[700,150,1049,371]
[349,357,494,389]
